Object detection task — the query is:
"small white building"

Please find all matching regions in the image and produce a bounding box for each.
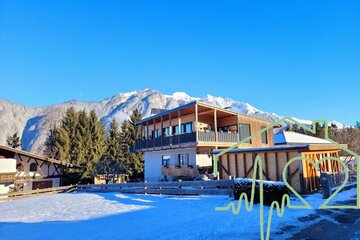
[0,145,79,194]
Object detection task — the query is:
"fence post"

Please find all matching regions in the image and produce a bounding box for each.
[321,173,331,199]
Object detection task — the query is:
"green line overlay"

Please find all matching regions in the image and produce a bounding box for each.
[214,117,359,240]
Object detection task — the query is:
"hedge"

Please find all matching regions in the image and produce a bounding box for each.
[233,178,290,206]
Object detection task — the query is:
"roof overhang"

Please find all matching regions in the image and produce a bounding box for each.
[0,145,81,168]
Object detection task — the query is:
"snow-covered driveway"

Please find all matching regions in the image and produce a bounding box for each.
[0,189,357,240]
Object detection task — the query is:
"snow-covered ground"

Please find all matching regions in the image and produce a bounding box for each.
[0,188,357,240]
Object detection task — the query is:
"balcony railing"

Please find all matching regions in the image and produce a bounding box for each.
[135,131,239,150]
[135,132,196,150]
[0,172,16,184]
[198,131,238,143]
[217,132,238,142]
[198,131,216,142]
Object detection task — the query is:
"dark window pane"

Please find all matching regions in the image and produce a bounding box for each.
[261,126,268,144]
[239,124,251,143]
[162,155,170,166]
[172,125,179,135]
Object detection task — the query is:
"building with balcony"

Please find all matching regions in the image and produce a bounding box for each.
[135,101,274,182]
[0,145,80,194]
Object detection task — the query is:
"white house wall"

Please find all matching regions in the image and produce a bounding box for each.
[0,158,16,173]
[144,148,197,182]
[14,154,62,177]
[196,154,212,167]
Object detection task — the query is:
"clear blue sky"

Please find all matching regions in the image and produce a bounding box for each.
[0,0,359,125]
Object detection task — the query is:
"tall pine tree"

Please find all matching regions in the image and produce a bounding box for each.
[128,108,144,181]
[96,118,123,183]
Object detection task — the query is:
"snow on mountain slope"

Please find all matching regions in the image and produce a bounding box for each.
[0,89,340,153]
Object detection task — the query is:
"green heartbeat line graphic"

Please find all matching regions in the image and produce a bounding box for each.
[213,117,360,240]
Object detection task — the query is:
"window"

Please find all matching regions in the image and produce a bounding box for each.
[181,122,193,134]
[30,163,37,172]
[16,163,24,171]
[178,154,189,166]
[162,155,170,166]
[239,124,252,143]
[261,126,268,144]
[163,127,170,137]
[152,129,160,138]
[172,125,179,135]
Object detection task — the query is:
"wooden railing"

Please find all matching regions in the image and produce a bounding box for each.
[198,131,216,142]
[0,185,76,200]
[135,130,240,150]
[217,132,238,142]
[135,132,196,150]
[76,180,235,195]
[0,172,16,184]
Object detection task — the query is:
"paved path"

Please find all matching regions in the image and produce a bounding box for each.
[275,195,360,240]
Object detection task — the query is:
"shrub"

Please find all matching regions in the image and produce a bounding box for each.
[234,178,289,206]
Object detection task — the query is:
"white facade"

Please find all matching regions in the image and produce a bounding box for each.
[0,158,16,173]
[144,148,212,182]
[0,158,16,194]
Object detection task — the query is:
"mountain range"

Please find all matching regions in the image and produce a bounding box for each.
[0,89,343,153]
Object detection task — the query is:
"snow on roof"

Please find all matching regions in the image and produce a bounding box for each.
[274,131,331,145]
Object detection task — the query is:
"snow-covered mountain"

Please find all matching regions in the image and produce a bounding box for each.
[0,89,340,153]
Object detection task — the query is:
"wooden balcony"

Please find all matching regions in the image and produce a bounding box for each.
[198,131,238,143]
[135,131,239,151]
[161,165,199,178]
[135,132,196,150]
[0,172,16,184]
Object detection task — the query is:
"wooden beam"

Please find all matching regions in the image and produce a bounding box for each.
[214,110,218,142]
[243,153,247,178]
[264,152,269,180]
[178,110,181,145]
[198,109,215,116]
[195,104,199,143]
[160,116,163,149]
[235,154,239,178]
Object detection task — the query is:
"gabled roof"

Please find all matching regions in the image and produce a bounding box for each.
[135,100,272,125]
[0,145,81,168]
[274,131,331,145]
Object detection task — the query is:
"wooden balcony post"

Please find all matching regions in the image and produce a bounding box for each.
[153,118,156,148]
[237,115,240,142]
[195,104,198,142]
[169,113,172,135]
[178,110,181,145]
[214,110,218,142]
[160,116,163,149]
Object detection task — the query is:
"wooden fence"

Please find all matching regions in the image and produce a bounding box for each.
[76,180,234,196]
[0,185,76,200]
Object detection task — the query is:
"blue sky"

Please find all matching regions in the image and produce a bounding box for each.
[0,0,359,125]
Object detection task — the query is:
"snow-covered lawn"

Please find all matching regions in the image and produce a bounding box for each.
[0,188,357,240]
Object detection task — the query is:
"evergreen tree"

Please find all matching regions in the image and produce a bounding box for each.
[44,125,59,158]
[96,118,123,183]
[82,110,106,179]
[119,120,132,175]
[6,132,22,149]
[128,109,144,181]
[314,122,325,138]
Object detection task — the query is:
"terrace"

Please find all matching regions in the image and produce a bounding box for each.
[135,101,273,151]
